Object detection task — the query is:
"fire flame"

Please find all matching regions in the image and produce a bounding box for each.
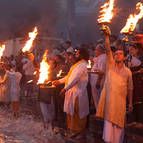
[87,60,92,69]
[0,45,5,60]
[33,71,37,75]
[27,80,33,83]
[121,2,143,34]
[98,0,115,24]
[57,70,62,78]
[22,27,38,53]
[38,50,50,84]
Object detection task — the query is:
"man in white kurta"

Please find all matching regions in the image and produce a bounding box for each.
[96,34,133,143]
[53,48,89,138]
[90,44,106,108]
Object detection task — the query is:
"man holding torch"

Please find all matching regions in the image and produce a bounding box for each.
[96,0,133,142]
[96,26,133,143]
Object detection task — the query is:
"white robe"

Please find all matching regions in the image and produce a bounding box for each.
[90,54,106,108]
[103,120,124,143]
[59,61,89,119]
[7,71,22,102]
[22,58,34,76]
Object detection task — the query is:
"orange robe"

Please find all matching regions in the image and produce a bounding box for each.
[96,55,133,128]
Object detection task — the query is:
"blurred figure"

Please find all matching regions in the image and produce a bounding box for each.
[110,35,117,47]
[64,52,76,74]
[0,65,11,109]
[65,41,74,53]
[22,53,35,96]
[90,44,106,109]
[53,48,89,143]
[40,59,57,129]
[7,67,22,118]
[126,45,141,68]
[54,55,65,74]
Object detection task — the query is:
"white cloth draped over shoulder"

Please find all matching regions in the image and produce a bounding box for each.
[59,61,89,119]
[90,54,106,108]
[22,58,34,76]
[7,71,22,102]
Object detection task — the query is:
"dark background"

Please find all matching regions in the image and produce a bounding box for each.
[0,0,142,43]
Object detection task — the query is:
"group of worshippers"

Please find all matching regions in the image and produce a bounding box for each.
[51,38,135,143]
[51,35,143,143]
[0,51,36,118]
[0,34,142,143]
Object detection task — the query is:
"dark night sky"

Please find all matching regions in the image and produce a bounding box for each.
[0,0,142,42]
[0,0,59,41]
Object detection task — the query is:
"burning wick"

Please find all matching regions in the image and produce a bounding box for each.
[97,0,115,24]
[33,71,37,75]
[121,2,143,34]
[87,60,92,69]
[38,50,50,84]
[22,27,38,53]
[0,45,5,60]
[27,80,33,83]
[57,70,62,78]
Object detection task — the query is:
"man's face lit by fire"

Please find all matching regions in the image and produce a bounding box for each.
[114,50,125,63]
[129,46,138,57]
[75,50,80,59]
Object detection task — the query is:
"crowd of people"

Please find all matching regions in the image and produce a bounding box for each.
[0,31,142,143]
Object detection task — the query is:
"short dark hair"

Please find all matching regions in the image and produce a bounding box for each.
[78,47,89,61]
[66,52,74,56]
[66,41,71,45]
[56,55,64,61]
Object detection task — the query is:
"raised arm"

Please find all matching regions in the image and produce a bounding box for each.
[104,34,114,64]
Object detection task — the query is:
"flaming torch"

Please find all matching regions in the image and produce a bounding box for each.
[87,60,92,69]
[57,70,63,78]
[38,50,50,84]
[0,45,5,60]
[97,0,115,31]
[38,50,56,104]
[22,27,38,53]
[121,2,143,35]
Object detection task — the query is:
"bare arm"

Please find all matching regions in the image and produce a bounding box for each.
[0,73,7,84]
[127,71,133,112]
[105,35,114,63]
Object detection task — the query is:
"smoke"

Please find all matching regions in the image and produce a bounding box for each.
[0,0,59,41]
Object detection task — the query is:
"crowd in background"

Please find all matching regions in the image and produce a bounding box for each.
[0,34,142,142]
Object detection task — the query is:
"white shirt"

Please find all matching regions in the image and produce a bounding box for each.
[22,58,35,76]
[66,47,74,53]
[59,61,89,118]
[91,54,106,86]
[7,71,22,101]
[127,56,141,68]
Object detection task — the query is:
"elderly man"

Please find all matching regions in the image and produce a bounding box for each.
[90,44,106,109]
[53,48,89,142]
[96,29,133,143]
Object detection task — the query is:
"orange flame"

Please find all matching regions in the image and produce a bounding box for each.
[38,50,50,84]
[57,70,62,78]
[0,45,5,60]
[87,60,92,69]
[98,0,115,24]
[22,27,38,53]
[121,2,143,34]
